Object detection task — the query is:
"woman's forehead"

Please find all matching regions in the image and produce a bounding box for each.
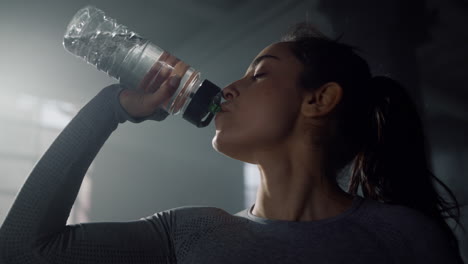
[248,42,297,69]
[256,42,291,59]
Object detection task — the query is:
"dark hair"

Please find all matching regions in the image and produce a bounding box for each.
[281,22,465,261]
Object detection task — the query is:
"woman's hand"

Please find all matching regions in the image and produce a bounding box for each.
[119,75,181,119]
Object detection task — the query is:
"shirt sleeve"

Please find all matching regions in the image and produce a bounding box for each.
[0,84,176,264]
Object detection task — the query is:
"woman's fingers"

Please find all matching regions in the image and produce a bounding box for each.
[119,74,181,120]
[144,75,181,112]
[148,63,171,93]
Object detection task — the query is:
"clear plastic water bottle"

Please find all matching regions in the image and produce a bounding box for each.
[63,5,225,127]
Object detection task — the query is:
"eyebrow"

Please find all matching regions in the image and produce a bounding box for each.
[248,54,281,71]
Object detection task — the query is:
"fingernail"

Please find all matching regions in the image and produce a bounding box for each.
[170,75,181,87]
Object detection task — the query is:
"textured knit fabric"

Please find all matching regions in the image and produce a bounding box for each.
[0,84,462,264]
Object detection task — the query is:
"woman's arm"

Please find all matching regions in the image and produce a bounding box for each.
[0,84,176,263]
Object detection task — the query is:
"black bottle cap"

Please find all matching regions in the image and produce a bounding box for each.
[182,79,221,128]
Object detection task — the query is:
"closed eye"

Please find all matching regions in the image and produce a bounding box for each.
[252,73,266,80]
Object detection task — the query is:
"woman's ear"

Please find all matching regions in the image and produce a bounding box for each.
[301,82,343,118]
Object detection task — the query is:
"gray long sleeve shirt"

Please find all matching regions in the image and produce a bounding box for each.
[0,84,462,264]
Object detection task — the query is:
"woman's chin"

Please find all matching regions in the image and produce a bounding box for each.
[212,131,226,153]
[212,133,252,162]
[212,132,235,155]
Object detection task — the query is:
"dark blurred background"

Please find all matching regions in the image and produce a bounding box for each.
[0,0,466,260]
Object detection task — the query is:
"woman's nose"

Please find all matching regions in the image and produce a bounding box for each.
[222,82,239,100]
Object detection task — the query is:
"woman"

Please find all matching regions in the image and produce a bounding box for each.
[0,22,464,263]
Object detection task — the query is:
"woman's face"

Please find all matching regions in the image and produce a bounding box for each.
[212,42,306,163]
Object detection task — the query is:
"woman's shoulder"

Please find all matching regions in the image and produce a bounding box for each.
[355,198,459,263]
[358,198,440,232]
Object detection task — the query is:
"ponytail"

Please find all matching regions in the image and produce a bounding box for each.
[348,75,465,260]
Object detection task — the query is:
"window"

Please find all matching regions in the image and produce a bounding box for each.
[243,162,260,208]
[0,91,92,226]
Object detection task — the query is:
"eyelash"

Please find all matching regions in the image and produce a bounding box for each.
[252,73,266,80]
